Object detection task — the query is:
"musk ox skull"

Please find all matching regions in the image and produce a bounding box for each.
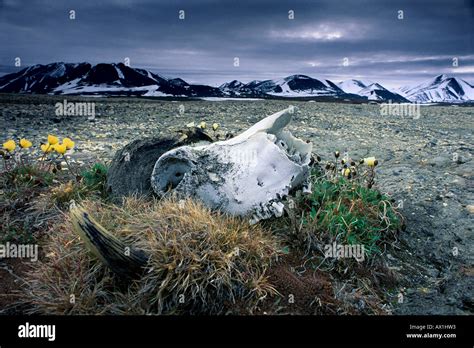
[151,107,312,223]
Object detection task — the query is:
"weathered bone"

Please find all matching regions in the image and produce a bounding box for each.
[151,107,312,223]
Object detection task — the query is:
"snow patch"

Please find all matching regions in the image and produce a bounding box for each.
[199,97,263,101]
[114,65,125,80]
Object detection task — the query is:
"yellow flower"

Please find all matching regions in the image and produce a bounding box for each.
[342,168,351,177]
[54,143,67,155]
[41,143,53,153]
[19,138,32,148]
[62,137,75,150]
[199,121,206,129]
[2,140,16,152]
[364,157,378,167]
[212,123,219,131]
[47,134,59,145]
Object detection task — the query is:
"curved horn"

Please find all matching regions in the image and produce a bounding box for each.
[70,204,149,279]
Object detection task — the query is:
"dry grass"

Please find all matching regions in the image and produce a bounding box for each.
[0,161,108,244]
[21,196,281,314]
[261,160,403,315]
[0,168,59,244]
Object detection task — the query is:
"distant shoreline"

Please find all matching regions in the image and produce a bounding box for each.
[1,93,473,107]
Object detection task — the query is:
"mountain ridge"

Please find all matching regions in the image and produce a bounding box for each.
[0,62,472,103]
[398,74,474,103]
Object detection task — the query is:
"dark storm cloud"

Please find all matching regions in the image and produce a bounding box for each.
[0,0,472,87]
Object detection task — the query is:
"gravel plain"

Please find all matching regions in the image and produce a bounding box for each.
[1,94,473,314]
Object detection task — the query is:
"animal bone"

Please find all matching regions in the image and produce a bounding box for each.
[151,107,312,223]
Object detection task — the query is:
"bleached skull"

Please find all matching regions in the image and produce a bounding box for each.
[151,107,312,223]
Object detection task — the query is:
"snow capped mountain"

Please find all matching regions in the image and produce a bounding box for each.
[219,80,253,96]
[0,62,222,97]
[219,75,344,98]
[357,83,409,102]
[337,80,408,102]
[0,62,92,93]
[220,80,245,91]
[0,62,163,95]
[268,74,344,97]
[337,79,372,94]
[244,80,281,95]
[399,74,474,103]
[0,63,472,103]
[52,63,165,95]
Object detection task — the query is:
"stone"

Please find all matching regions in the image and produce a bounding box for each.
[428,156,452,167]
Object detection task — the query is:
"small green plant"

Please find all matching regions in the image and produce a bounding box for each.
[49,163,109,207]
[81,163,108,194]
[286,152,403,259]
[1,225,36,244]
[3,164,55,189]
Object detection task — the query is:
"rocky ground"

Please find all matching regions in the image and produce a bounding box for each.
[1,94,473,314]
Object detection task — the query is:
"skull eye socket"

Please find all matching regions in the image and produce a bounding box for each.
[152,157,193,194]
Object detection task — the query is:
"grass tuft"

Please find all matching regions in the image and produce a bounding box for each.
[21,196,281,314]
[0,161,109,244]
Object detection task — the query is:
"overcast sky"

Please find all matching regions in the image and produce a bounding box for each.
[0,0,472,88]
